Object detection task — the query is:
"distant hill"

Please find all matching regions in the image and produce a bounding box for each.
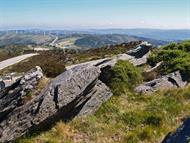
[0,33,54,46]
[85,29,190,41]
[74,34,168,49]
[0,32,168,49]
[2,29,186,49]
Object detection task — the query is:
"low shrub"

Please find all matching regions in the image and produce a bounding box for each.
[148,40,190,79]
[108,60,143,95]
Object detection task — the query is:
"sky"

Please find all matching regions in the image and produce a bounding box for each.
[0,0,190,30]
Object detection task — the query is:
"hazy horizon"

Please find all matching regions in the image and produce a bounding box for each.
[1,28,190,31]
[0,0,190,30]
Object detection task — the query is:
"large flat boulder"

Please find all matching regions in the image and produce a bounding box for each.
[0,65,112,142]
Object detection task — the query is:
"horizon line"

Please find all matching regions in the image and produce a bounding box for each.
[0,27,190,31]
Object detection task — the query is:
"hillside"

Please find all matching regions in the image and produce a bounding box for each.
[74,34,168,49]
[0,33,55,47]
[0,31,168,50]
[1,40,190,143]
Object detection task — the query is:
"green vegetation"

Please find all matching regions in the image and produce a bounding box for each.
[148,40,190,78]
[107,60,143,95]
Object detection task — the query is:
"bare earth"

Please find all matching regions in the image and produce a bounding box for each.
[0,53,38,70]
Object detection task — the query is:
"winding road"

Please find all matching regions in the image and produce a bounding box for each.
[0,53,38,70]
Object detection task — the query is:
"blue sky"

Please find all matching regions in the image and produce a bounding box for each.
[0,0,189,29]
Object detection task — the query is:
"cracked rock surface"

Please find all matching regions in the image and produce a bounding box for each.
[0,65,112,142]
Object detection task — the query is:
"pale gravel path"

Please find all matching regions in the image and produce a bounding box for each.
[0,53,38,70]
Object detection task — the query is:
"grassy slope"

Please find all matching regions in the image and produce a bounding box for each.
[15,60,190,143]
[15,86,190,143]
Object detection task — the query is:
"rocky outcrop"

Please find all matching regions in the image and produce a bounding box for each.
[127,41,152,58]
[162,118,190,143]
[127,41,152,66]
[67,41,152,70]
[0,66,43,123]
[0,65,112,142]
[66,54,133,70]
[135,71,187,93]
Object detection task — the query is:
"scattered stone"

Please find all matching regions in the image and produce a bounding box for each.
[135,71,187,93]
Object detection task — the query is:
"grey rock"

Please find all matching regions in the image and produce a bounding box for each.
[77,80,112,116]
[127,41,152,66]
[0,65,112,142]
[162,118,190,143]
[0,66,43,123]
[135,71,187,93]
[127,41,152,58]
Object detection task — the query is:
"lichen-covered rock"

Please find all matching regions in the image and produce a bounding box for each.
[162,118,190,143]
[0,65,112,142]
[135,71,187,93]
